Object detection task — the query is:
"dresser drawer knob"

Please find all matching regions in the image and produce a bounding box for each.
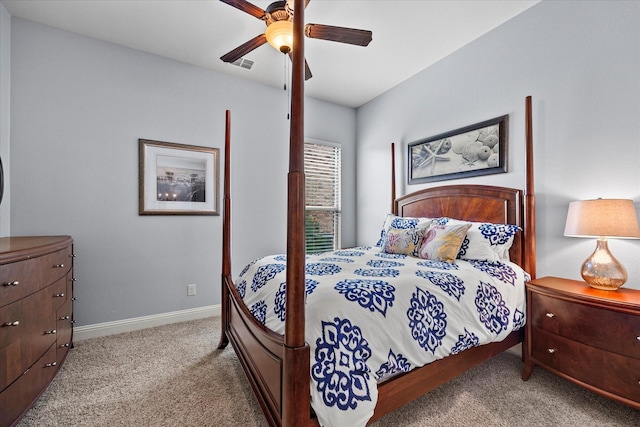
[59,315,70,320]
[545,312,555,318]
[60,343,70,348]
[547,348,556,354]
[54,263,65,268]
[44,362,57,368]
[2,321,20,327]
[44,329,57,335]
[54,293,65,298]
[3,280,19,286]
[636,336,640,341]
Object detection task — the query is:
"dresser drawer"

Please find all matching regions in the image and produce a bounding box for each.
[0,343,58,427]
[532,327,640,403]
[48,274,70,311]
[0,291,57,391]
[0,246,72,308]
[530,292,640,359]
[57,297,73,363]
[0,258,41,307]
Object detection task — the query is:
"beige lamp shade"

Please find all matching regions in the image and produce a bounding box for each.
[564,199,640,239]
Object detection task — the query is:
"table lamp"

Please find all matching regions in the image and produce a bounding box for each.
[564,198,640,290]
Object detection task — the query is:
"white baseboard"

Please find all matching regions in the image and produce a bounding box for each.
[73,304,220,341]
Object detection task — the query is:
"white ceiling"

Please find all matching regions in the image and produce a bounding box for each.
[1,0,539,108]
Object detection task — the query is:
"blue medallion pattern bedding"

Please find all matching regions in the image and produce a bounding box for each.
[235,246,528,427]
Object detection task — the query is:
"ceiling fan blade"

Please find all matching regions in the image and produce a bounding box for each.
[304,58,312,81]
[305,23,372,47]
[220,34,267,63]
[287,52,312,80]
[220,0,265,20]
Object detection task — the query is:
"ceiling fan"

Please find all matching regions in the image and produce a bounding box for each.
[220,0,373,80]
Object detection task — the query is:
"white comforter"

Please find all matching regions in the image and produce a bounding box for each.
[235,246,528,427]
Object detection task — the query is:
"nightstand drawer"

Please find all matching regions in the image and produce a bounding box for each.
[530,292,640,359]
[532,328,640,403]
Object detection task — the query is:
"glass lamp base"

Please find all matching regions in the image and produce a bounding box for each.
[581,238,627,291]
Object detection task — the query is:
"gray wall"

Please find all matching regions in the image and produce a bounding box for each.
[8,17,356,326]
[0,4,9,236]
[356,1,640,289]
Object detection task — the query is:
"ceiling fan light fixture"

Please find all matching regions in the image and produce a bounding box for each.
[265,20,293,53]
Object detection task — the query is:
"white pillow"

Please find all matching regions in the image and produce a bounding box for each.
[442,217,521,261]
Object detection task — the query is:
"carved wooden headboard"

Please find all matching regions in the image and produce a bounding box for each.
[394,184,524,267]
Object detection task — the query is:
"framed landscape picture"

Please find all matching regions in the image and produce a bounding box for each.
[408,115,508,184]
[139,139,219,215]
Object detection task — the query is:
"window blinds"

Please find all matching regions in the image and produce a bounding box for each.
[304,142,341,254]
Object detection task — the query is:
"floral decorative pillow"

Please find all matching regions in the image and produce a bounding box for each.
[376,214,433,247]
[443,217,521,261]
[419,223,471,263]
[382,226,429,257]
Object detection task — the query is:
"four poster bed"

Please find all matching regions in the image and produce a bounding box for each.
[217,3,536,425]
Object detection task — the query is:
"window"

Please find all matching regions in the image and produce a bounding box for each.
[305,141,341,254]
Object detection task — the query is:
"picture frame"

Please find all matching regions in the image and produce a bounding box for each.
[139,139,219,215]
[408,115,508,184]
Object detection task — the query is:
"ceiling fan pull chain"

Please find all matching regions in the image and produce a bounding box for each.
[283,52,287,91]
[284,52,291,120]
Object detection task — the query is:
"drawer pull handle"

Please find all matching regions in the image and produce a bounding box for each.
[54,263,65,268]
[547,348,556,354]
[60,343,70,348]
[59,315,70,320]
[54,293,65,298]
[44,362,57,368]
[636,336,640,341]
[3,280,19,286]
[545,312,555,318]
[2,321,20,327]
[44,329,57,335]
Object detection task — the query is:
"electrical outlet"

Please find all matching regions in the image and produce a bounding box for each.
[187,284,196,296]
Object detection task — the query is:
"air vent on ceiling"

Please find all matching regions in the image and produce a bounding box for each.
[231,58,254,70]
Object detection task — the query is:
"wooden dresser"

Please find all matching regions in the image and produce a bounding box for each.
[0,236,74,426]
[522,276,640,409]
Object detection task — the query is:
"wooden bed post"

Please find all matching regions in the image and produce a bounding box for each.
[524,96,537,279]
[391,142,396,213]
[218,109,231,349]
[283,0,311,425]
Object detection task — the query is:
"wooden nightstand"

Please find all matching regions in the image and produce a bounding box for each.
[522,276,640,409]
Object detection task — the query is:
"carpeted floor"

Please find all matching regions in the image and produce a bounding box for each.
[17,316,638,426]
